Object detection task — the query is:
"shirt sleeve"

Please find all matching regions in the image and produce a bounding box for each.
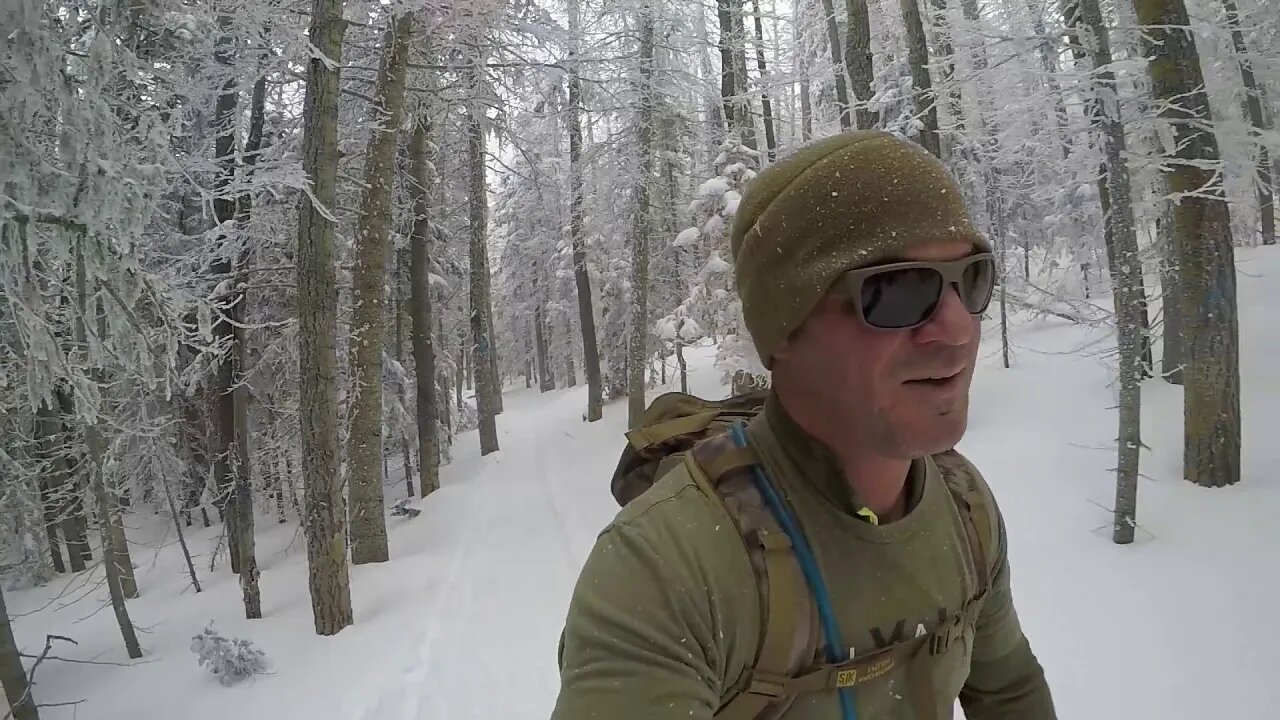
[550,485,758,720]
[959,506,1057,719]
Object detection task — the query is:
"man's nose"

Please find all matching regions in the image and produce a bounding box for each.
[914,284,977,346]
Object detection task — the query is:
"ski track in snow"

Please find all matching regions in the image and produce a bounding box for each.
[357,391,599,720]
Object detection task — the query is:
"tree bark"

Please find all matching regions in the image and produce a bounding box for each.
[534,305,554,392]
[900,0,940,157]
[230,56,268,620]
[749,0,778,161]
[394,253,416,499]
[1134,0,1240,488]
[1066,0,1143,542]
[53,390,90,567]
[794,0,813,140]
[408,116,441,496]
[346,12,413,566]
[486,266,503,415]
[1156,189,1183,384]
[568,0,604,422]
[1024,0,1072,161]
[76,245,141,658]
[1062,0,1153,378]
[818,0,854,129]
[717,0,741,137]
[628,4,656,429]
[468,96,501,455]
[1219,0,1274,245]
[296,0,353,635]
[564,317,577,387]
[211,17,241,576]
[35,400,72,573]
[156,443,202,593]
[729,0,758,151]
[845,0,878,129]
[0,584,37,720]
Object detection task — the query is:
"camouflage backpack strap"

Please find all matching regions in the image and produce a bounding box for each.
[684,435,820,720]
[932,449,996,601]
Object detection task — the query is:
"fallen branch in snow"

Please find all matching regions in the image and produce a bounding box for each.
[1022,280,1115,321]
[2,635,86,720]
[1002,293,1096,324]
[391,498,421,518]
[998,292,1111,325]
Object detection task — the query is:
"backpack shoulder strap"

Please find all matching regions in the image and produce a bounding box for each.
[686,435,819,720]
[932,449,997,599]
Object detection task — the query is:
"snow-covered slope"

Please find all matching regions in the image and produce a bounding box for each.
[10,247,1280,719]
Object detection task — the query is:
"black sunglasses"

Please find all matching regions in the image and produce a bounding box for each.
[829,253,996,330]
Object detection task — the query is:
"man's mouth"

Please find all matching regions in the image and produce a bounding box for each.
[905,370,964,387]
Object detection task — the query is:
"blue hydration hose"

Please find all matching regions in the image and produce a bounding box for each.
[728,421,858,720]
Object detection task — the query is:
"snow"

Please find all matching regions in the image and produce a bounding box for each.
[10,247,1280,719]
[674,227,700,247]
[722,189,742,217]
[696,176,731,198]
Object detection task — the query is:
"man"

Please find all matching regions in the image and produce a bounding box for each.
[550,131,1055,719]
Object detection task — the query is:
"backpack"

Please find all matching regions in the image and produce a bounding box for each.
[610,391,997,720]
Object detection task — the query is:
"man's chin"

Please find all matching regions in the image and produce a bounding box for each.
[914,413,969,455]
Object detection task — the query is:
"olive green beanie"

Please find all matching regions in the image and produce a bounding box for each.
[730,130,990,366]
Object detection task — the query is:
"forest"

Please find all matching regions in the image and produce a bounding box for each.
[0,0,1277,716]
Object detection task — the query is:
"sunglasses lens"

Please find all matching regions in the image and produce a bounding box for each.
[856,255,996,328]
[960,256,996,314]
[861,267,944,329]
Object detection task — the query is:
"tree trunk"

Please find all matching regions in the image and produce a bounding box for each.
[795,0,814,140]
[211,19,241,576]
[347,13,413,566]
[1062,0,1152,379]
[564,315,577,388]
[1219,0,1274,245]
[535,306,554,392]
[157,444,202,593]
[76,246,141,658]
[991,173,1011,370]
[295,0,353,635]
[1134,0,1240,488]
[486,268,503,415]
[749,0,778,161]
[408,116,441,496]
[1024,0,1072,161]
[53,390,90,567]
[230,67,268,620]
[729,0,758,151]
[900,0,940,157]
[35,400,71,574]
[468,98,501,455]
[39,490,65,573]
[717,0,741,137]
[1067,0,1143,543]
[818,0,853,129]
[844,0,878,129]
[1157,191,1184,384]
[628,4,656,429]
[394,254,416,499]
[0,584,38,720]
[567,0,604,422]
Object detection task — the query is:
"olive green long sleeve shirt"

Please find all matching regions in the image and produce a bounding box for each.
[551,397,1055,719]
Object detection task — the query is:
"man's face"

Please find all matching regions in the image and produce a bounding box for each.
[772,240,983,460]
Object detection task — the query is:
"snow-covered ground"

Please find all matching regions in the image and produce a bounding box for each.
[10,247,1280,719]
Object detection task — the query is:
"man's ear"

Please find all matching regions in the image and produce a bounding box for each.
[768,336,789,362]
